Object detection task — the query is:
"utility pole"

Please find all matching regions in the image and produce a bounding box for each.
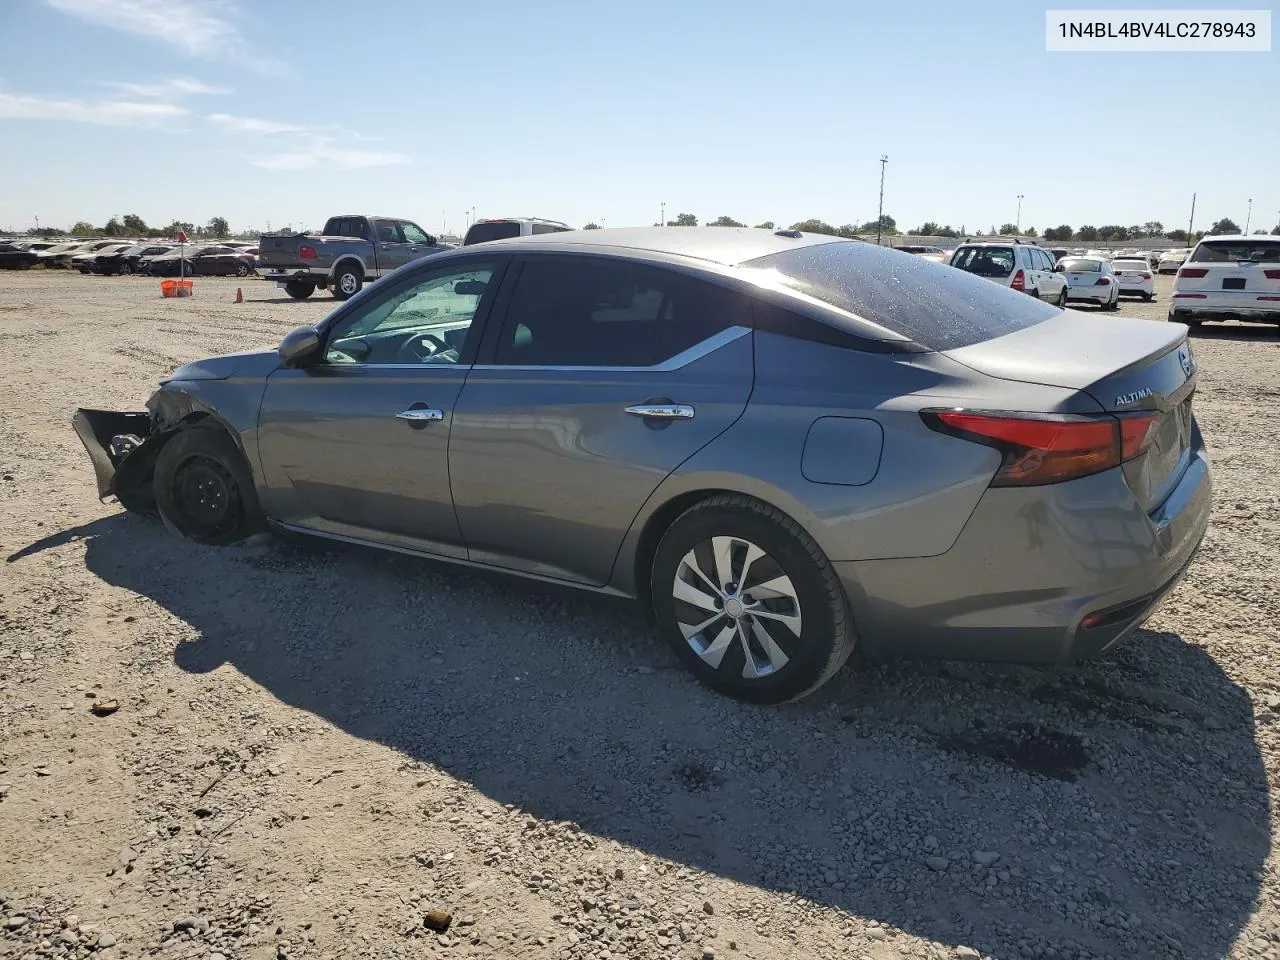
[1016,194,1024,232]
[660,202,665,227]
[1187,193,1196,244]
[876,155,888,245]
[1244,198,1253,234]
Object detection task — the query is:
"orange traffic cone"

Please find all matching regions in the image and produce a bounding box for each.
[234,287,243,303]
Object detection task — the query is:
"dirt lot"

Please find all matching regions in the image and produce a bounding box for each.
[1,271,1279,960]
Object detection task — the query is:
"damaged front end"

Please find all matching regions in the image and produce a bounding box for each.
[72,407,182,516]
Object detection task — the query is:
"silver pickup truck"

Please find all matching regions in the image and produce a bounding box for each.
[257,214,451,300]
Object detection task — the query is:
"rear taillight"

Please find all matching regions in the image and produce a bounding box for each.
[1264,269,1280,280]
[921,410,1158,486]
[299,245,317,260]
[1178,267,1208,278]
[1140,272,1151,280]
[1010,269,1025,291]
[1094,278,1110,286]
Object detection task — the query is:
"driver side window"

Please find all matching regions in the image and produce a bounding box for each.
[324,261,497,366]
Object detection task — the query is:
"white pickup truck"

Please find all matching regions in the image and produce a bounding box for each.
[257,214,452,300]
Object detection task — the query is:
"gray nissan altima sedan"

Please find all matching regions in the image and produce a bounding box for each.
[74,227,1211,703]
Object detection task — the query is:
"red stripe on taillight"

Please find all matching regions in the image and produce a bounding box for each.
[1264,269,1280,279]
[1178,267,1208,278]
[1010,269,1025,291]
[299,245,317,260]
[922,410,1156,487]
[1140,273,1151,279]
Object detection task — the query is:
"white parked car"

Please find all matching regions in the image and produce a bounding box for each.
[1059,256,1119,310]
[948,240,1068,306]
[1111,257,1156,300]
[1157,248,1193,274]
[1169,235,1280,328]
[1084,249,1112,259]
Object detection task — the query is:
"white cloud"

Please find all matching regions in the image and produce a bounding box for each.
[46,0,286,73]
[0,90,186,126]
[251,144,410,172]
[104,76,230,98]
[209,112,302,134]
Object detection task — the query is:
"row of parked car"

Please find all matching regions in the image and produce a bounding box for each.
[0,238,261,277]
[934,235,1280,326]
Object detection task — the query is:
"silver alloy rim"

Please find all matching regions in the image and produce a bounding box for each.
[672,536,802,679]
[340,273,357,294]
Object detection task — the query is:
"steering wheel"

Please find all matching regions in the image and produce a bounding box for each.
[397,332,449,363]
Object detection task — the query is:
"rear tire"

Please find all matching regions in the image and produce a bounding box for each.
[235,262,250,278]
[153,424,265,545]
[1142,292,1154,301]
[331,264,363,301]
[1056,287,1068,308]
[1103,290,1119,311]
[650,495,856,704]
[284,278,315,300]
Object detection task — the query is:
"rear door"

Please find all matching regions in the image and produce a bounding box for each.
[449,254,755,585]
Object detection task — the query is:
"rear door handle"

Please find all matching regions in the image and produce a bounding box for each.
[396,407,444,422]
[625,403,695,420]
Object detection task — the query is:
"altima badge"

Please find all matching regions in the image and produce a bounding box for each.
[1115,387,1154,406]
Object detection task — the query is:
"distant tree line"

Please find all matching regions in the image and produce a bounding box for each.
[22,214,238,239]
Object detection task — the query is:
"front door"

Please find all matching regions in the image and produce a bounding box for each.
[255,256,507,557]
[449,255,755,585]
[371,219,411,276]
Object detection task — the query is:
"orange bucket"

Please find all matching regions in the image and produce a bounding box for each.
[160,279,193,298]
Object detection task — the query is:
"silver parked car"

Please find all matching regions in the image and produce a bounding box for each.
[73,228,1211,703]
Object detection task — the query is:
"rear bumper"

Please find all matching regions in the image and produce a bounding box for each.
[1117,280,1154,295]
[261,268,327,282]
[837,447,1212,664]
[1066,287,1112,304]
[1169,291,1280,322]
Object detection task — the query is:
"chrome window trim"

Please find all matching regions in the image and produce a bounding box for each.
[472,324,750,373]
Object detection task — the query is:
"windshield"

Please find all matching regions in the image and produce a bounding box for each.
[1060,258,1102,272]
[950,246,1014,277]
[742,241,1059,351]
[465,222,521,244]
[1191,240,1280,263]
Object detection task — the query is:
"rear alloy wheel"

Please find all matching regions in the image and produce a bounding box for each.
[332,265,362,301]
[153,424,265,545]
[284,278,315,300]
[651,495,855,704]
[235,262,250,278]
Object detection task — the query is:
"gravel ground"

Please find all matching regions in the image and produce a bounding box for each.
[1,271,1278,960]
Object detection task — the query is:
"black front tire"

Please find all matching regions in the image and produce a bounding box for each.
[284,279,315,299]
[331,265,363,301]
[651,495,856,704]
[153,424,265,545]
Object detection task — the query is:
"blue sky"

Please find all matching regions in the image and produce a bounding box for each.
[0,0,1276,236]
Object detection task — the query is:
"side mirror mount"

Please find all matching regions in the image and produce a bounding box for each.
[278,325,321,367]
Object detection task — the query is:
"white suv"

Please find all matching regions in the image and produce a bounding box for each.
[1169,235,1280,327]
[948,240,1068,307]
[463,217,572,246]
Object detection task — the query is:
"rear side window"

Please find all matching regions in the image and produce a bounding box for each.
[495,257,748,367]
[743,241,1059,351]
[531,223,569,235]
[465,221,522,244]
[951,246,1014,277]
[1191,240,1280,263]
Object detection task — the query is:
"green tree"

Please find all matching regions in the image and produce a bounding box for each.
[708,215,744,227]
[1023,226,1037,237]
[753,221,775,229]
[1165,228,1188,242]
[103,218,127,236]
[583,222,601,230]
[207,216,230,238]
[861,214,896,234]
[1127,226,1144,240]
[909,221,941,236]
[1044,225,1073,241]
[1076,225,1099,242]
[668,213,698,227]
[1142,221,1163,237]
[1208,217,1239,235]
[1271,224,1280,235]
[998,223,1019,235]
[70,222,96,237]
[122,213,148,234]
[1097,225,1128,241]
[789,218,839,236]
[936,225,959,238]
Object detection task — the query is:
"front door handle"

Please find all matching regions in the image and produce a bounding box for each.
[624,403,695,420]
[395,407,444,422]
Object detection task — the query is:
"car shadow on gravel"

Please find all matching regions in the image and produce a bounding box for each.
[1186,323,1280,343]
[11,516,1271,960]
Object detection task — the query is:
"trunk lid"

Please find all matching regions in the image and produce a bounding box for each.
[944,311,1197,511]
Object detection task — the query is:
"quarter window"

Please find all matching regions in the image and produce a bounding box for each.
[494,257,746,367]
[324,262,498,366]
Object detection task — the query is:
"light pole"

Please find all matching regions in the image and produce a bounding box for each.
[1244,198,1253,234]
[660,202,665,227]
[876,155,888,245]
[1016,194,1024,233]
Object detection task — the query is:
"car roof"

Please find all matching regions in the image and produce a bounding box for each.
[1196,234,1279,243]
[474,226,845,266]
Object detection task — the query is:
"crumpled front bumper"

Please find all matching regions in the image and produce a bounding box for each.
[72,408,175,513]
